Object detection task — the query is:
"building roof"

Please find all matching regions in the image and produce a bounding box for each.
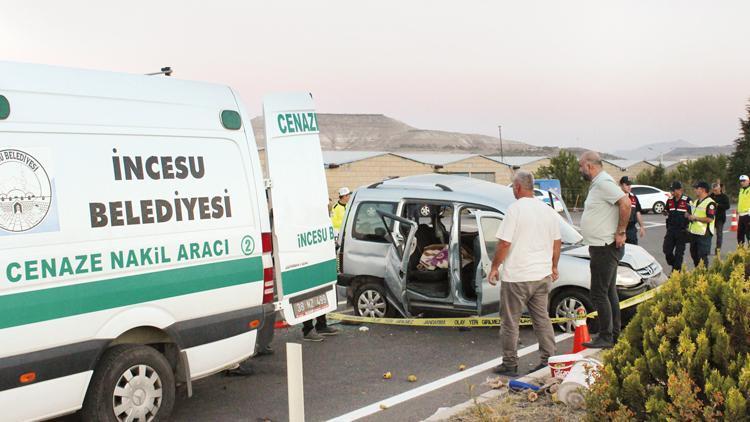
[485,156,548,166]
[395,152,479,165]
[321,150,388,166]
[646,160,679,168]
[606,159,655,170]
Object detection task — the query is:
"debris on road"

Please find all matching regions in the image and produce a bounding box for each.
[407,374,418,382]
[383,371,392,379]
[483,376,506,390]
[458,364,466,371]
[358,326,369,332]
[527,391,538,402]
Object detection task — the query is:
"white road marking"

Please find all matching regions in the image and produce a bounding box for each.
[643,222,665,228]
[327,333,573,421]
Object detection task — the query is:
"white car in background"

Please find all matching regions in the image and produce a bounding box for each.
[631,184,671,214]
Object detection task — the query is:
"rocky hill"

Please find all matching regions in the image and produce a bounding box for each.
[251,114,562,156]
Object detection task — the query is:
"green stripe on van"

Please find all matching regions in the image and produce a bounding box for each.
[0,257,263,330]
[281,259,337,295]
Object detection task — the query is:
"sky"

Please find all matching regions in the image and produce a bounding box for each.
[2,1,749,152]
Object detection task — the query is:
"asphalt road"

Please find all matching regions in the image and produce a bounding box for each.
[60,212,737,422]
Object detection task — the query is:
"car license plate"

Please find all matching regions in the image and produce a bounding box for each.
[292,292,329,318]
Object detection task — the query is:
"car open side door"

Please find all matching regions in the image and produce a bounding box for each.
[378,211,416,317]
[473,211,504,316]
[264,93,337,325]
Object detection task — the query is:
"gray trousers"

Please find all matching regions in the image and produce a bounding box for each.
[500,277,556,366]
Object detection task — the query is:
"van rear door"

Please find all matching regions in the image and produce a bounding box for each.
[263,93,337,325]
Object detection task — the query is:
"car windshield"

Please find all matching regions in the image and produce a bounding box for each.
[557,213,583,244]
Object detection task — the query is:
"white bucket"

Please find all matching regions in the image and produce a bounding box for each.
[558,358,602,409]
[547,353,583,379]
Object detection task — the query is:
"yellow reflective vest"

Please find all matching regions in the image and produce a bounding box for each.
[689,196,716,236]
[331,202,346,233]
[739,187,750,215]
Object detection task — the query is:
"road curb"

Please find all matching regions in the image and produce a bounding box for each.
[423,348,601,421]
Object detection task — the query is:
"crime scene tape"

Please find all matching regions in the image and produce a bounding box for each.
[327,285,661,328]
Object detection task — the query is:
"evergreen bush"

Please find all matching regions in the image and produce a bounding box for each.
[586,250,750,421]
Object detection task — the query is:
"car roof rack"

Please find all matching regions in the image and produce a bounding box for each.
[367,179,454,192]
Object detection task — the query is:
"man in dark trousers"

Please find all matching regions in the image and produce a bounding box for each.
[619,176,645,245]
[710,182,730,256]
[663,181,691,273]
[578,151,631,349]
[688,181,717,268]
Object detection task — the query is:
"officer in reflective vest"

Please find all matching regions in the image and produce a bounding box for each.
[688,181,717,268]
[737,175,750,246]
[331,186,351,237]
[662,181,691,272]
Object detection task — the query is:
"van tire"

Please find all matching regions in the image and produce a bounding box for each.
[353,282,395,318]
[82,344,176,422]
[549,288,598,334]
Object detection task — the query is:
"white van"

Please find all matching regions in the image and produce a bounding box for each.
[0,62,337,421]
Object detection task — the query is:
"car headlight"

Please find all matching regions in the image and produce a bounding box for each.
[616,266,642,287]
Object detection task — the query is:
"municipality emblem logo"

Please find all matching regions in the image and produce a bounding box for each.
[0,149,53,232]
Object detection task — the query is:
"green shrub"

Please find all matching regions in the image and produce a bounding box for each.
[586,249,750,421]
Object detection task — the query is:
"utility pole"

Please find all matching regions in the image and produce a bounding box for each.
[498,125,504,162]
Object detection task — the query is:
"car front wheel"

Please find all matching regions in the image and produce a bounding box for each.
[549,288,598,333]
[652,201,665,214]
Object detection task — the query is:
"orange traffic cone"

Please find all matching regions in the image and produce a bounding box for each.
[274,320,290,329]
[572,308,591,353]
[730,209,738,232]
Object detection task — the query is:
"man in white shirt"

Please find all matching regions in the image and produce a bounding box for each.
[488,171,561,377]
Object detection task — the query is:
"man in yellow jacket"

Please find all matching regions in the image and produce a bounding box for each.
[331,187,351,236]
[737,175,750,246]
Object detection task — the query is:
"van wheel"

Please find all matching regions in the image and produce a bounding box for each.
[354,282,394,318]
[549,288,598,334]
[82,344,175,422]
[652,201,665,214]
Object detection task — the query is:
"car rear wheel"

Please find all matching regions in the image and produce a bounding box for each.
[354,282,394,318]
[652,201,665,214]
[549,288,598,333]
[82,344,175,422]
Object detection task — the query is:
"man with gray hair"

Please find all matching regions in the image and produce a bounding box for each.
[578,151,631,349]
[488,170,561,376]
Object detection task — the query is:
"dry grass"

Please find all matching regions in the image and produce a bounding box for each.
[449,390,586,422]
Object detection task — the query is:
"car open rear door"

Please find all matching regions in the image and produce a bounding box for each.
[264,93,337,325]
[473,210,504,316]
[378,211,416,317]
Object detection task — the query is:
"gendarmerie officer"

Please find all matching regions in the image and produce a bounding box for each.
[619,176,645,245]
[662,181,691,273]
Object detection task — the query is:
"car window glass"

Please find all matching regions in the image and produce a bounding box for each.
[352,202,397,243]
[479,216,502,257]
[400,203,454,240]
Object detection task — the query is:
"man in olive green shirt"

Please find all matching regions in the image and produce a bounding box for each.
[578,151,631,349]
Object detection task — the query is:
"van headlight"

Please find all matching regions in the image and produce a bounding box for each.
[616,266,642,287]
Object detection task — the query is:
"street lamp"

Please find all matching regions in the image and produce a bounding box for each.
[498,125,504,162]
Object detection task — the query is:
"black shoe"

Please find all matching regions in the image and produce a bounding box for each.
[224,361,255,376]
[303,331,324,342]
[582,337,614,349]
[493,363,519,377]
[528,362,547,373]
[257,345,274,356]
[317,326,339,336]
